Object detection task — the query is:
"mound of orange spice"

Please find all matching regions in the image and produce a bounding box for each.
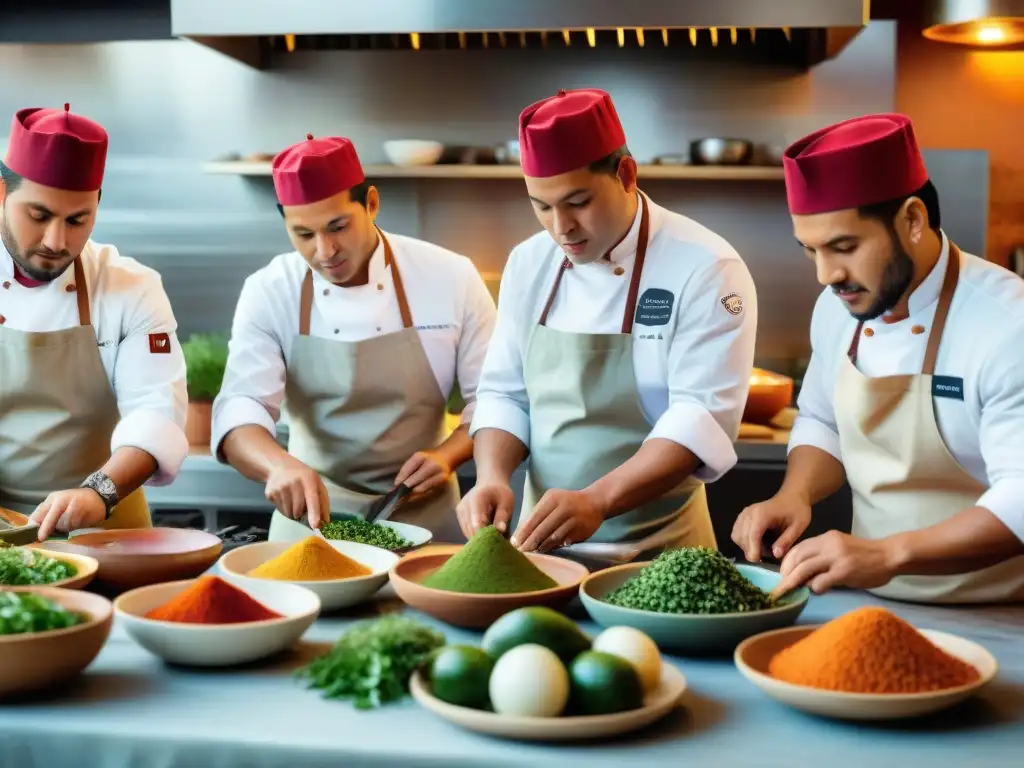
[145,575,282,624]
[768,606,981,694]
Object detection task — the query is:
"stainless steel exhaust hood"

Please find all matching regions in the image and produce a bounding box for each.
[170,0,870,69]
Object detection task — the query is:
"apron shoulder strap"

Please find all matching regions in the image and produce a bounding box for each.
[74,258,91,327]
[380,230,414,330]
[299,269,313,336]
[538,259,571,327]
[922,241,961,376]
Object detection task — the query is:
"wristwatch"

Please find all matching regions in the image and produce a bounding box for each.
[81,470,119,519]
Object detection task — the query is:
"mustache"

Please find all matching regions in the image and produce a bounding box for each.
[29,248,73,260]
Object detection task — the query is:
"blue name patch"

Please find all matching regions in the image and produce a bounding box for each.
[634,288,675,327]
[932,375,964,401]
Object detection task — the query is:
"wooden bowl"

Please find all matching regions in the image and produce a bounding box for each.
[0,507,40,546]
[40,528,223,591]
[389,549,588,629]
[8,547,100,591]
[743,368,794,425]
[0,587,113,699]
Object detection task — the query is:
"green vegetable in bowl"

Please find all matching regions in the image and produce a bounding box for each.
[0,546,77,586]
[319,518,413,551]
[296,615,445,709]
[0,591,87,635]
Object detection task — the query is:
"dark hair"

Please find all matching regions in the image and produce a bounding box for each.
[588,146,633,176]
[276,180,371,216]
[858,180,941,232]
[0,161,23,194]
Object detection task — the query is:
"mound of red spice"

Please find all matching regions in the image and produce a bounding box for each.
[768,606,981,694]
[144,575,282,624]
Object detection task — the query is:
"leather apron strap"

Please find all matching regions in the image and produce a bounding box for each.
[299,229,414,336]
[73,258,91,326]
[538,194,651,332]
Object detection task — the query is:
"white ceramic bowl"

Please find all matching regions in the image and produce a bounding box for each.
[114,578,320,667]
[318,517,433,553]
[383,140,443,166]
[735,625,998,720]
[218,539,399,611]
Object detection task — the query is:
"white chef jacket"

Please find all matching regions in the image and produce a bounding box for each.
[790,232,1024,542]
[469,192,758,482]
[0,241,189,485]
[211,231,497,457]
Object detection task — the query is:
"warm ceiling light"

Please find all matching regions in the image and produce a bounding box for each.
[923,0,1024,47]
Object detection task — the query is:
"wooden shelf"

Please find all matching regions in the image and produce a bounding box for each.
[202,161,785,181]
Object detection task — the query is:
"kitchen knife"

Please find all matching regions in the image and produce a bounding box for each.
[365,483,412,523]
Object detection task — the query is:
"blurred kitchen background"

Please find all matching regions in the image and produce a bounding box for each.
[1,0,1021,548]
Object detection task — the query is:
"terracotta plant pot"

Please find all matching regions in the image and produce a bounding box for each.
[185,400,213,448]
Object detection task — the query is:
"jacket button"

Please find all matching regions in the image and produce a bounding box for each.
[613,266,625,276]
[863,327,874,337]
[2,281,9,290]
[377,283,384,291]
[322,288,330,296]
[911,324,925,335]
[66,283,76,292]
[0,315,6,325]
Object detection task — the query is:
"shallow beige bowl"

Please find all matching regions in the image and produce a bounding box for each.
[13,547,100,591]
[410,664,687,741]
[389,549,588,629]
[0,586,113,699]
[735,625,998,720]
[219,539,399,611]
[0,507,39,546]
[114,578,320,667]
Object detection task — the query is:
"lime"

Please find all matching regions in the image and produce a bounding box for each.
[567,650,645,715]
[428,645,494,710]
[481,606,590,664]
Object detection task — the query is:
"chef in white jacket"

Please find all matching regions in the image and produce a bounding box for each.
[460,88,758,566]
[0,104,188,540]
[212,134,496,542]
[733,114,1024,603]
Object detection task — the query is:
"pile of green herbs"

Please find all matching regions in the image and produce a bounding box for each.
[603,547,772,614]
[319,518,412,551]
[0,591,87,635]
[0,544,77,586]
[296,615,445,709]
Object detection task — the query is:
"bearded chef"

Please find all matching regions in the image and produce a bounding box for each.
[212,134,496,542]
[733,114,1024,603]
[0,105,188,540]
[459,88,758,566]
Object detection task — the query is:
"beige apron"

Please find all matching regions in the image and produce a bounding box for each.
[0,259,150,529]
[520,194,716,571]
[268,230,460,543]
[837,242,1024,603]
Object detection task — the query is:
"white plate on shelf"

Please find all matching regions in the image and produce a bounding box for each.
[410,664,687,741]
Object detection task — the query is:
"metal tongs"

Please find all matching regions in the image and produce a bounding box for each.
[364,483,412,523]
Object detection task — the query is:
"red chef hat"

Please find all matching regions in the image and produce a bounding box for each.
[519,88,627,178]
[783,114,929,215]
[272,135,365,206]
[3,105,108,192]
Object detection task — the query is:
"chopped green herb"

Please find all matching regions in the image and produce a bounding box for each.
[0,546,77,586]
[0,591,87,635]
[603,547,772,614]
[319,519,413,551]
[296,615,445,709]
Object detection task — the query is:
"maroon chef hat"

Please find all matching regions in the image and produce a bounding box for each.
[272,134,365,206]
[519,88,627,178]
[4,104,108,192]
[783,114,929,215]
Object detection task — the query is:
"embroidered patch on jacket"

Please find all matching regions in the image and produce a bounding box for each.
[932,375,964,400]
[148,333,171,354]
[721,293,744,315]
[634,288,675,327]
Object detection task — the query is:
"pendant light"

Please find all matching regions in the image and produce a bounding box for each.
[922,0,1024,47]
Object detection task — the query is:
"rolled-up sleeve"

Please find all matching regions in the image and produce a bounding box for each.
[468,251,531,446]
[454,261,497,427]
[110,272,189,486]
[787,290,843,461]
[210,275,287,461]
[975,327,1024,542]
[647,258,757,482]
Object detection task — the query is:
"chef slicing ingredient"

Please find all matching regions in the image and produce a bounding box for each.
[732,114,1024,603]
[459,88,758,568]
[0,104,189,540]
[212,134,496,543]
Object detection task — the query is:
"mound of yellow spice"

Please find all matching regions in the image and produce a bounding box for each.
[249,536,372,581]
[768,606,981,694]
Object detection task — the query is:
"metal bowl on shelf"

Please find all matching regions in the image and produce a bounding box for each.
[690,138,754,165]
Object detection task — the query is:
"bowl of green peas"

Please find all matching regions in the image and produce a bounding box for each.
[0,587,113,698]
[317,515,432,553]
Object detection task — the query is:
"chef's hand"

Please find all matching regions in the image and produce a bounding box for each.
[265,456,329,529]
[512,489,606,553]
[775,531,897,595]
[395,450,450,496]
[456,482,516,539]
[31,488,107,541]
[731,493,812,563]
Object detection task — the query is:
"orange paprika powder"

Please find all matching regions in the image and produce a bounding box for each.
[768,606,981,694]
[145,575,282,624]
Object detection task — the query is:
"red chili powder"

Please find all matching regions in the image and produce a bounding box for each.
[144,575,282,624]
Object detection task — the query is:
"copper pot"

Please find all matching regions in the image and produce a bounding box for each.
[743,368,794,425]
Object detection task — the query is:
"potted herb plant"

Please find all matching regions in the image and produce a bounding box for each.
[181,332,229,448]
